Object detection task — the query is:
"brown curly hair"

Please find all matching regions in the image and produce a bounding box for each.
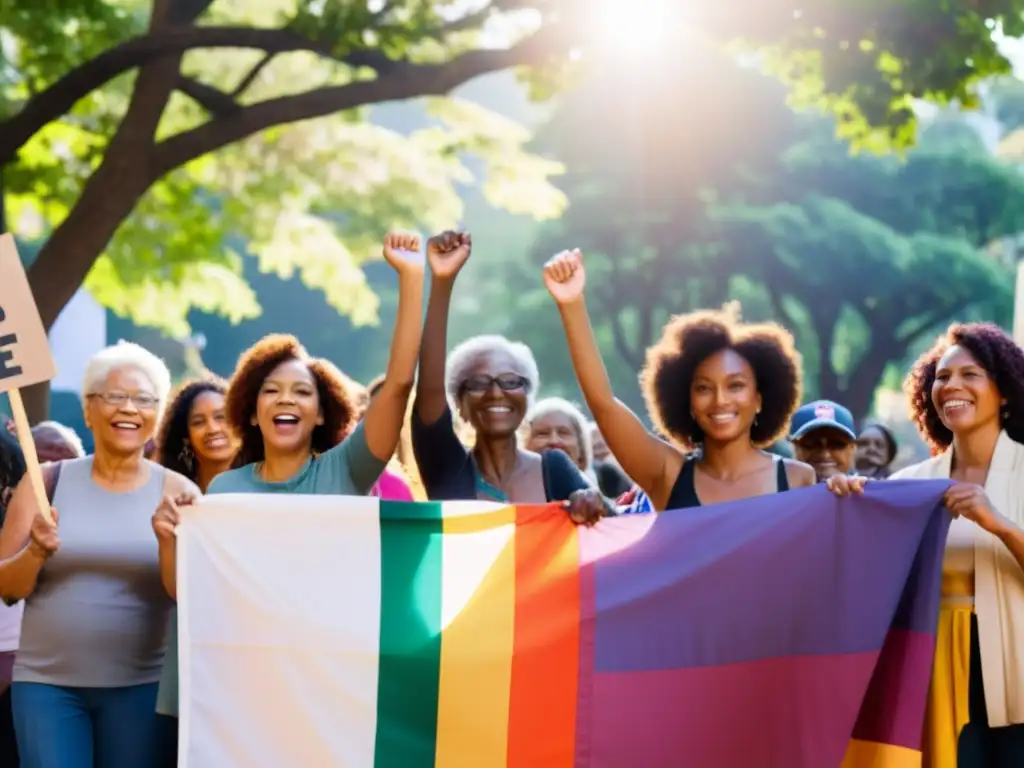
[225,334,357,467]
[904,322,1024,454]
[640,308,803,449]
[154,377,229,481]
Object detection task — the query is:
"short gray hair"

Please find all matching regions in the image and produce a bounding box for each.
[527,397,593,469]
[82,341,172,418]
[445,335,540,409]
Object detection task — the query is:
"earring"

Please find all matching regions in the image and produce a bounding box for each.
[179,442,194,473]
[1002,405,1010,422]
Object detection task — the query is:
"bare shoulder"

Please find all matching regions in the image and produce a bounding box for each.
[153,463,201,497]
[783,458,817,489]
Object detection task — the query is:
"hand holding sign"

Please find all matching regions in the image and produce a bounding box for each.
[0,234,59,524]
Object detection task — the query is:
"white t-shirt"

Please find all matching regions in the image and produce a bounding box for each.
[0,600,23,652]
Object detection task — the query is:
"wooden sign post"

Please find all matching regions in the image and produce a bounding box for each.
[0,234,58,522]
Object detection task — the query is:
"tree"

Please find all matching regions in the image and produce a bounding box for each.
[5,0,1024,420]
[503,55,1023,420]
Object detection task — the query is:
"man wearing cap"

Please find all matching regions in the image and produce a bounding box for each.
[789,400,858,483]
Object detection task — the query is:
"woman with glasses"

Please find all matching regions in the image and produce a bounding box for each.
[412,231,612,518]
[0,341,197,768]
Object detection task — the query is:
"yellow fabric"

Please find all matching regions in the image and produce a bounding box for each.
[891,432,1024,726]
[922,604,973,768]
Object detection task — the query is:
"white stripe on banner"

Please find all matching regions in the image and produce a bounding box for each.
[178,494,383,768]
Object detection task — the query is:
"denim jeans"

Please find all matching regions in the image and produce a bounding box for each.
[12,681,173,768]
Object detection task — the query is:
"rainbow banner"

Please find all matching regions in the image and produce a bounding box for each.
[177,481,950,767]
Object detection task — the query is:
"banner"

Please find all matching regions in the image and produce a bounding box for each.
[177,481,951,767]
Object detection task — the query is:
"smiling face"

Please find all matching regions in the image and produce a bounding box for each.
[457,351,528,439]
[792,427,856,481]
[689,348,761,444]
[931,344,1003,439]
[188,390,234,466]
[86,366,159,456]
[855,425,891,470]
[255,359,324,457]
[527,411,583,468]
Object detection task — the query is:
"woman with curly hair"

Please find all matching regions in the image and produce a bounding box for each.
[543,249,814,513]
[412,232,611,522]
[151,379,234,751]
[153,379,234,493]
[833,323,1024,766]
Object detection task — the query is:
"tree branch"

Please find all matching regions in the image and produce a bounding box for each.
[177,75,238,115]
[151,25,566,178]
[0,25,390,165]
[230,53,274,98]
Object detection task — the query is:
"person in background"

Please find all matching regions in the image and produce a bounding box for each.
[855,422,898,479]
[6,420,85,463]
[525,397,595,483]
[829,323,1024,765]
[152,378,235,763]
[543,249,814,513]
[0,341,198,768]
[590,423,611,464]
[363,374,416,501]
[0,430,25,767]
[412,231,611,520]
[788,400,858,483]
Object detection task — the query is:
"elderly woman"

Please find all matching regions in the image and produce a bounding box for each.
[831,323,1024,766]
[525,397,595,483]
[413,231,610,518]
[854,422,899,479]
[0,341,197,768]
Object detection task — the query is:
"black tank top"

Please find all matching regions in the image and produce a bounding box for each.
[665,454,789,510]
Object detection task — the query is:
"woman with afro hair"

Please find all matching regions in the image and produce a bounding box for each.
[542,249,814,514]
[844,322,1024,766]
[151,378,234,753]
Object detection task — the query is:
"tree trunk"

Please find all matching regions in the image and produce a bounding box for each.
[21,382,50,425]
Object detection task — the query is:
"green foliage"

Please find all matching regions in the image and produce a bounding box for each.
[498,59,1023,420]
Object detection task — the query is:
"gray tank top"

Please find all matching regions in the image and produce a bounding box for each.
[14,457,172,687]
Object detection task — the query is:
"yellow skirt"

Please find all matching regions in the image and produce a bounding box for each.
[922,600,973,768]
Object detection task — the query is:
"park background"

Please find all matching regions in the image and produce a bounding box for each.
[4,0,1024,462]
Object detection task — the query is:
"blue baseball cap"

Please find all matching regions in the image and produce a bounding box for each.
[789,400,856,441]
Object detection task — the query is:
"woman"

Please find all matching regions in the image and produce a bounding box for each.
[524,397,595,481]
[833,323,1024,766]
[0,341,197,768]
[543,249,814,511]
[151,232,425,720]
[855,422,898,479]
[152,378,234,758]
[0,430,25,766]
[412,231,610,517]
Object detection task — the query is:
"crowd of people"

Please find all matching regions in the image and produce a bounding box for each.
[0,231,1018,767]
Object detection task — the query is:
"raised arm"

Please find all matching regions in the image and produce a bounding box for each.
[152,473,202,601]
[415,231,472,425]
[362,232,426,461]
[543,249,682,510]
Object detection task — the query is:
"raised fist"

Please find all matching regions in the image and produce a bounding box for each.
[382,231,425,275]
[426,230,471,280]
[542,249,586,305]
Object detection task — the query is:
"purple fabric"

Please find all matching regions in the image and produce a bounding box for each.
[586,481,950,672]
[572,480,951,766]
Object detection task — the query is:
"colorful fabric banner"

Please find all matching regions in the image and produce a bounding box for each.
[177,481,950,768]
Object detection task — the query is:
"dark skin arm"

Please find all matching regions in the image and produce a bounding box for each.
[414,231,472,425]
[543,249,683,510]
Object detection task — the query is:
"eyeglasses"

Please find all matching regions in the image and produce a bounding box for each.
[87,392,159,410]
[461,374,528,395]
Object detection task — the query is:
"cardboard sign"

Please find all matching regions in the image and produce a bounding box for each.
[0,234,57,390]
[0,233,58,524]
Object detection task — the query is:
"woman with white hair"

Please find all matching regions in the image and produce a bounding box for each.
[412,231,611,518]
[525,397,595,480]
[0,341,197,768]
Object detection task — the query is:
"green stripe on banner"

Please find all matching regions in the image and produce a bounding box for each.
[374,500,445,767]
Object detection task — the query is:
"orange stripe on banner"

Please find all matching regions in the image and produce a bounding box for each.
[507,504,580,768]
[841,739,922,768]
[435,505,517,767]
